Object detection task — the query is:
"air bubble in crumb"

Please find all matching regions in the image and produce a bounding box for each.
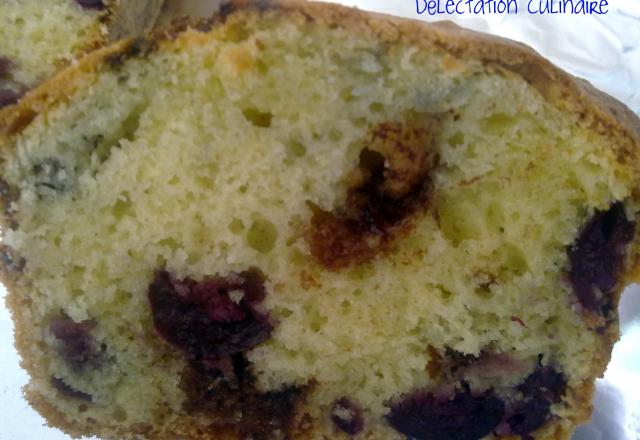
[112,407,127,422]
[242,108,273,128]
[370,102,384,113]
[287,140,307,159]
[247,218,278,253]
[229,218,245,234]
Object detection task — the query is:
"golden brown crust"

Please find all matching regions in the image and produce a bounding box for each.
[25,386,240,440]
[1,1,639,439]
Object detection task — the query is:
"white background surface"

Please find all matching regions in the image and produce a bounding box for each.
[1,1,639,439]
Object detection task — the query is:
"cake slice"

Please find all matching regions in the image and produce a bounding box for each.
[0,0,164,109]
[1,1,640,439]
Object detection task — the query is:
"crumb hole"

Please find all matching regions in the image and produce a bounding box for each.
[480,113,515,135]
[246,218,278,253]
[339,87,354,102]
[370,102,384,113]
[287,140,307,159]
[114,290,133,304]
[447,131,465,147]
[158,237,180,250]
[474,287,493,299]
[255,59,269,74]
[121,108,142,142]
[440,289,453,301]
[112,406,127,422]
[229,218,245,234]
[310,313,328,332]
[275,307,293,318]
[111,195,132,218]
[242,108,272,128]
[498,244,528,277]
[329,128,343,142]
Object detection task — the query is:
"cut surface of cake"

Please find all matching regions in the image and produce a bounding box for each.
[0,0,164,109]
[1,1,640,439]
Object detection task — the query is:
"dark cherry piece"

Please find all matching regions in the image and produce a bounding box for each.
[0,88,23,108]
[49,318,98,368]
[568,202,635,315]
[517,366,566,403]
[331,397,364,435]
[506,397,552,438]
[0,56,12,78]
[183,356,309,440]
[75,0,105,10]
[309,113,438,271]
[148,269,273,361]
[240,386,308,439]
[503,366,567,437]
[0,56,27,108]
[387,386,505,440]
